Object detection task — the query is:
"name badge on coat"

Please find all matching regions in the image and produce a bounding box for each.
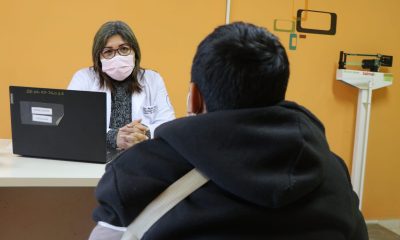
[143,105,158,123]
[143,105,158,114]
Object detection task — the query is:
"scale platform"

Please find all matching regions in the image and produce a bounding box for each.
[337,69,393,90]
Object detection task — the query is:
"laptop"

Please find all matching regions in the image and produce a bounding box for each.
[9,86,121,163]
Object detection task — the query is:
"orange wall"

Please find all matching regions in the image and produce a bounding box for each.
[0,0,399,220]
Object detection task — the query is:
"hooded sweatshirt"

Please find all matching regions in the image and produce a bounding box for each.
[93,101,368,240]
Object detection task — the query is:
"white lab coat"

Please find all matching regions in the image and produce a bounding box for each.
[68,67,175,137]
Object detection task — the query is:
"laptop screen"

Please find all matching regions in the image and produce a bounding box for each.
[9,86,107,163]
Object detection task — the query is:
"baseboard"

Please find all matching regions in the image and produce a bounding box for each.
[366,219,379,224]
[368,219,400,235]
[378,219,400,229]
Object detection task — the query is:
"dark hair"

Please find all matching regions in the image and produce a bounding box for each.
[92,21,143,93]
[191,22,290,112]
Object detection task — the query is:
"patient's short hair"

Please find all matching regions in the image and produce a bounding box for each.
[191,22,290,111]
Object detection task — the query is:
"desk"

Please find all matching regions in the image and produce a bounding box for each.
[0,139,106,240]
[0,139,106,187]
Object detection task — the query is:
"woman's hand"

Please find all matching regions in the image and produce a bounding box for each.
[116,120,149,150]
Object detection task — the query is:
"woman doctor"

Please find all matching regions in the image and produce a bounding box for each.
[68,21,175,150]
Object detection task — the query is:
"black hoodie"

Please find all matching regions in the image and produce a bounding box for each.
[93,101,368,240]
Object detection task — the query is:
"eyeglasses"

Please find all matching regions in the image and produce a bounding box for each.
[101,44,132,59]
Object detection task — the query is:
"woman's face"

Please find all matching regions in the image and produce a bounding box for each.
[101,34,135,60]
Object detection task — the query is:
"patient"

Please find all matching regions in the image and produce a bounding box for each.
[89,22,368,240]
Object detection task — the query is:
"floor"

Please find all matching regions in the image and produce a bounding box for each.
[368,224,400,240]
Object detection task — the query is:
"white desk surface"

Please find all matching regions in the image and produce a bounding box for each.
[0,139,106,187]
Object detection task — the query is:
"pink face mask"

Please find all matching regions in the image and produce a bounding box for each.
[101,55,135,81]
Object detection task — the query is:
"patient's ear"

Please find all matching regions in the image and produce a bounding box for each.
[187,82,206,115]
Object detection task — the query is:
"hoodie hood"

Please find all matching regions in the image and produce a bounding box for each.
[155,101,330,208]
